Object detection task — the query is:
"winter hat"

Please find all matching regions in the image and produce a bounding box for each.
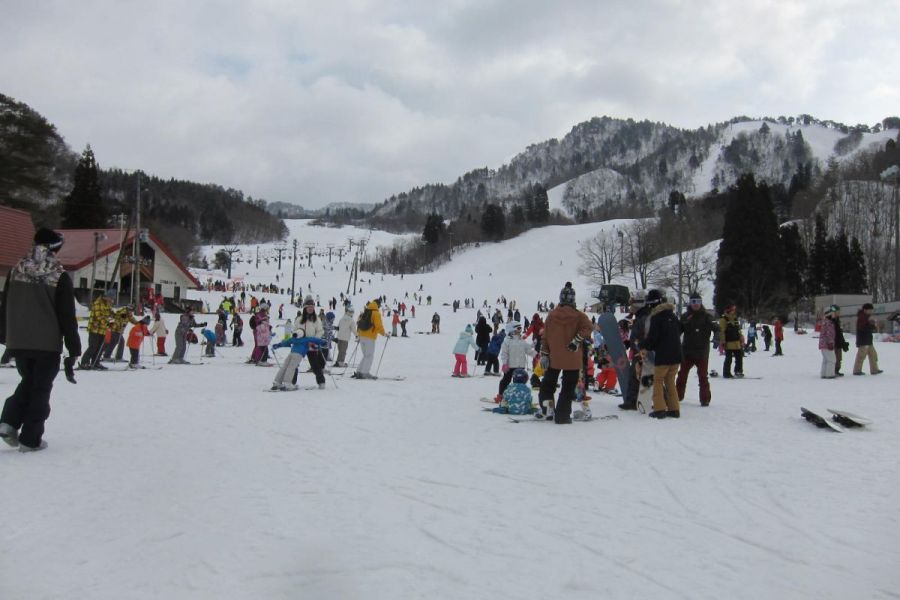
[629,290,647,307]
[325,311,335,321]
[303,296,315,307]
[512,368,528,384]
[645,289,665,308]
[559,282,576,306]
[504,322,519,335]
[33,227,64,251]
[825,304,839,316]
[346,305,355,314]
[465,324,473,333]
[689,291,702,302]
[141,316,151,324]
[862,303,874,310]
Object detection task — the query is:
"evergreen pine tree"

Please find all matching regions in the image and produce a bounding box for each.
[847,236,868,293]
[422,213,445,245]
[713,174,786,315]
[481,204,506,240]
[531,184,550,223]
[779,223,808,316]
[61,145,106,228]
[806,214,829,295]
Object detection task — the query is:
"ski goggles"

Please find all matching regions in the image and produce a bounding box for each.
[689,298,702,306]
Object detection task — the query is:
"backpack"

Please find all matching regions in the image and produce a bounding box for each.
[724,320,740,342]
[357,308,373,331]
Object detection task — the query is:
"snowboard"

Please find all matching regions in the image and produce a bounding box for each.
[635,355,656,415]
[596,313,629,399]
[827,409,872,428]
[801,407,844,432]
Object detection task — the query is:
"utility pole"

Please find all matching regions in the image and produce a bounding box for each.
[131,173,141,308]
[90,232,107,304]
[305,243,316,267]
[222,246,240,279]
[256,246,259,268]
[290,239,298,304]
[275,245,286,270]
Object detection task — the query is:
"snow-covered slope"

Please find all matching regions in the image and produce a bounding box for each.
[2,220,898,600]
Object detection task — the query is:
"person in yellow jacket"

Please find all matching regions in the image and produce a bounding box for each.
[103,305,138,362]
[80,289,116,369]
[353,298,389,379]
[718,304,745,378]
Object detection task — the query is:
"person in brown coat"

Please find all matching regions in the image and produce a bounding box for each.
[538,282,593,424]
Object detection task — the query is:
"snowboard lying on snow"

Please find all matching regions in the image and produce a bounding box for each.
[801,407,873,432]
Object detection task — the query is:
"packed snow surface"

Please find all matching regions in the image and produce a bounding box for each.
[2,220,898,599]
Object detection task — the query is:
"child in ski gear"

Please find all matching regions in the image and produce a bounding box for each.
[718,305,744,378]
[248,308,270,364]
[492,369,535,415]
[452,324,477,377]
[127,317,152,367]
[271,336,328,390]
[538,282,593,423]
[819,305,837,379]
[853,303,882,375]
[200,328,217,357]
[620,290,649,410]
[640,289,683,418]
[334,306,356,367]
[761,324,772,351]
[282,318,293,341]
[595,344,618,393]
[0,228,81,451]
[391,310,400,336]
[483,329,505,376]
[230,312,244,347]
[150,312,168,356]
[497,322,535,398]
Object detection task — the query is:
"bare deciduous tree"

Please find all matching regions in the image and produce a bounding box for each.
[577,230,620,287]
[624,220,664,290]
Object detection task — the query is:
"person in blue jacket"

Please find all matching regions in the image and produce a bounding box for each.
[452,324,477,377]
[200,328,217,357]
[271,336,328,390]
[483,329,506,376]
[492,369,535,415]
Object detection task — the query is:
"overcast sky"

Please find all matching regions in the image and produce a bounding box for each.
[2,0,897,209]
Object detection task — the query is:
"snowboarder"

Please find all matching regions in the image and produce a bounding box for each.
[718,305,744,378]
[620,290,650,410]
[853,303,882,375]
[675,292,717,406]
[640,290,683,418]
[819,305,838,379]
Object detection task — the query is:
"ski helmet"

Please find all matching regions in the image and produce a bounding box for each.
[512,368,528,384]
[645,289,665,308]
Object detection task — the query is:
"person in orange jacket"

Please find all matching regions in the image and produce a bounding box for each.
[127,316,152,369]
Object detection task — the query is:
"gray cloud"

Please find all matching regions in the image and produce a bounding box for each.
[1,0,896,208]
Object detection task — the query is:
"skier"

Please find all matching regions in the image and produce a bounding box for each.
[451,324,477,377]
[200,328,217,357]
[483,328,505,376]
[761,324,772,351]
[80,289,116,370]
[537,282,593,423]
[270,335,328,391]
[431,312,440,334]
[294,297,326,388]
[170,307,207,364]
[853,303,882,375]
[474,316,492,365]
[230,311,244,347]
[353,299,389,380]
[333,306,356,367]
[675,292,717,406]
[126,316,152,368]
[0,228,81,452]
[150,312,168,356]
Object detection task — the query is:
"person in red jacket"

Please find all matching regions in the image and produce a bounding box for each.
[127,316,152,369]
[773,318,784,356]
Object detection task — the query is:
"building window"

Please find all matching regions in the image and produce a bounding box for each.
[174,286,181,300]
[79,277,88,289]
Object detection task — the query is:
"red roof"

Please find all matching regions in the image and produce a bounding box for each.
[0,206,36,276]
[55,228,201,288]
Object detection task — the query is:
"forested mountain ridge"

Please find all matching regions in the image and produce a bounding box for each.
[0,93,286,260]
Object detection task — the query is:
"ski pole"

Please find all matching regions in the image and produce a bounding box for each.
[337,339,360,376]
[374,334,390,377]
[270,346,281,368]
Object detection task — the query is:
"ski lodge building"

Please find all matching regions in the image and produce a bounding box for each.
[0,206,199,304]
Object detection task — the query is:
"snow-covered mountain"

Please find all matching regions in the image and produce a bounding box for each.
[374,115,899,223]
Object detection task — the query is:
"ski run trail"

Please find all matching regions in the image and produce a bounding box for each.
[2,219,898,600]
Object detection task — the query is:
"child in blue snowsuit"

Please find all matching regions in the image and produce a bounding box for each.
[483,330,505,375]
[200,328,217,357]
[493,369,535,415]
[271,336,328,390]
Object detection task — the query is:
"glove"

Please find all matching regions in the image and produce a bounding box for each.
[567,334,584,352]
[539,354,550,371]
[842,342,849,352]
[641,373,654,388]
[827,344,834,351]
[63,356,77,384]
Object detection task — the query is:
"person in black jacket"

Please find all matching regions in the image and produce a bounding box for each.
[829,307,849,376]
[0,228,82,452]
[675,292,717,406]
[639,290,683,419]
[474,316,492,365]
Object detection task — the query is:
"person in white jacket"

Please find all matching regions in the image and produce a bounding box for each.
[333,306,357,367]
[495,322,536,401]
[293,296,327,388]
[149,312,168,356]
